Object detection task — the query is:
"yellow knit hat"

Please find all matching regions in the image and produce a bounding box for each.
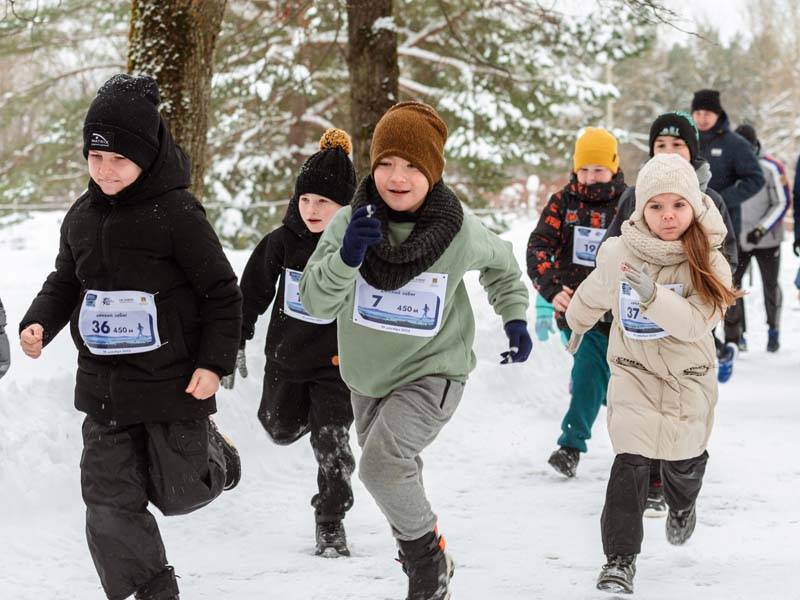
[573,127,619,173]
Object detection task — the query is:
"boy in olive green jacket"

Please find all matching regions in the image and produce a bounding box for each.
[300,101,531,600]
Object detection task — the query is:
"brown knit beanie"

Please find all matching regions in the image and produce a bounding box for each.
[370,101,448,188]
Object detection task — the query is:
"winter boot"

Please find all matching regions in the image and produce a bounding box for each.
[737,335,748,352]
[644,481,667,517]
[134,566,179,600]
[717,343,735,383]
[596,553,636,594]
[548,446,580,478]
[767,329,780,352]
[209,417,241,491]
[397,529,454,600]
[666,504,697,545]
[315,521,350,557]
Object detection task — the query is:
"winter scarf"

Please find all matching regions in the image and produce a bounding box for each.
[351,175,463,290]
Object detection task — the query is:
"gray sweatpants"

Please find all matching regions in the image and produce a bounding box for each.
[352,375,464,541]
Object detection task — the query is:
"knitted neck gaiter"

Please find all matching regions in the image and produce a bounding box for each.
[621,220,686,266]
[351,175,463,290]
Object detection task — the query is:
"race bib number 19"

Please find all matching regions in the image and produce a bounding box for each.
[353,272,448,337]
[78,290,161,355]
[573,226,606,267]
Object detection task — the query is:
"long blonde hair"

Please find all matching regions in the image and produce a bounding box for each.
[682,220,742,316]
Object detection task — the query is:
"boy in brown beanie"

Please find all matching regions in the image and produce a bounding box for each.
[527,127,625,478]
[19,74,242,600]
[300,101,531,600]
[228,128,358,557]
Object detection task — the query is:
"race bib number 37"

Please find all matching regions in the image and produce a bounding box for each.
[619,281,684,340]
[78,290,162,355]
[353,272,448,337]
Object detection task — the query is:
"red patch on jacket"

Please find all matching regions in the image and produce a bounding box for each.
[545,216,561,229]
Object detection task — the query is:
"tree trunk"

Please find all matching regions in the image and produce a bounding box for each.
[346,0,399,179]
[128,0,227,200]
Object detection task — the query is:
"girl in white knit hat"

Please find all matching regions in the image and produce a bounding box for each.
[564,153,740,594]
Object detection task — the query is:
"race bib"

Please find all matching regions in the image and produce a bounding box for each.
[283,268,335,325]
[619,282,684,340]
[78,290,161,355]
[352,272,448,337]
[573,227,606,267]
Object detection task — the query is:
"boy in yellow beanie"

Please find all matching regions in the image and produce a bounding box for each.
[526,126,626,478]
[300,101,530,600]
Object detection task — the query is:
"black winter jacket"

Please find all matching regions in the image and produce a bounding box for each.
[21,117,241,425]
[240,199,341,378]
[698,112,764,234]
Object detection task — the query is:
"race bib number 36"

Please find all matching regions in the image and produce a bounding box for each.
[78,290,161,355]
[353,272,448,337]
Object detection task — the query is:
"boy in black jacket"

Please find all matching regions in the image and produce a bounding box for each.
[226,129,357,557]
[19,74,242,600]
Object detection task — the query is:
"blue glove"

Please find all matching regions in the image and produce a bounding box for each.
[500,320,533,364]
[340,205,383,267]
[534,294,555,342]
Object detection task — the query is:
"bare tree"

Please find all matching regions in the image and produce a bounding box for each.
[346,0,398,178]
[128,0,227,199]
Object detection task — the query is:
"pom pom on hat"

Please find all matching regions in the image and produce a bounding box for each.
[573,127,619,174]
[319,128,352,155]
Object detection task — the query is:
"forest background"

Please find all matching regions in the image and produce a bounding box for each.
[1,0,797,247]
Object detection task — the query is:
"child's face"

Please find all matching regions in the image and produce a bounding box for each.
[88,150,142,196]
[644,193,694,241]
[691,110,718,132]
[298,193,342,233]
[373,156,429,213]
[576,165,613,185]
[653,136,691,162]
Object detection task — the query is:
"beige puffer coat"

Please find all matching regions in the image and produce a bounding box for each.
[565,195,732,460]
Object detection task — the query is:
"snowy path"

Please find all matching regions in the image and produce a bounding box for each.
[0,213,797,599]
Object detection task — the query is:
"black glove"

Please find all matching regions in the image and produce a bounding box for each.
[340,205,383,267]
[500,320,533,364]
[746,226,767,245]
[794,239,800,257]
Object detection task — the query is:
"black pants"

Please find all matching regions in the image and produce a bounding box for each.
[258,366,355,523]
[600,451,708,556]
[81,416,226,600]
[724,245,782,342]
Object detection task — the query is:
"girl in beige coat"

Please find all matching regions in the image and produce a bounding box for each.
[565,154,737,594]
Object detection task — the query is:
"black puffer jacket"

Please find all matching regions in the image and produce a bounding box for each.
[240,199,341,378]
[698,112,764,234]
[21,117,241,425]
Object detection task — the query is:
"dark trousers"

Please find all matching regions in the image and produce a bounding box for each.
[258,366,355,523]
[724,245,782,342]
[81,416,226,600]
[600,451,708,556]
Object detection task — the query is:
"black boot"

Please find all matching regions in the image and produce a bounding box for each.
[597,554,636,594]
[134,566,179,600]
[548,446,580,478]
[315,521,350,557]
[666,504,697,545]
[209,417,241,491]
[397,530,454,600]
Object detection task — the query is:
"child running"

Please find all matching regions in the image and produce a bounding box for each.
[225,128,358,557]
[527,127,625,477]
[300,101,531,600]
[19,74,242,600]
[565,153,736,594]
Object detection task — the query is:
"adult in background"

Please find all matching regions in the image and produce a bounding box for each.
[724,124,790,353]
[691,89,763,373]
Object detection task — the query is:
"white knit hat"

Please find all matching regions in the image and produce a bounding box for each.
[633,153,704,219]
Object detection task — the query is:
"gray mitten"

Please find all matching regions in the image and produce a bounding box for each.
[623,263,656,304]
[220,348,247,390]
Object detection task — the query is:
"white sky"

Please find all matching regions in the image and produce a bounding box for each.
[664,0,750,43]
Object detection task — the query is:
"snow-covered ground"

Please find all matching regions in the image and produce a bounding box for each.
[0,211,797,599]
